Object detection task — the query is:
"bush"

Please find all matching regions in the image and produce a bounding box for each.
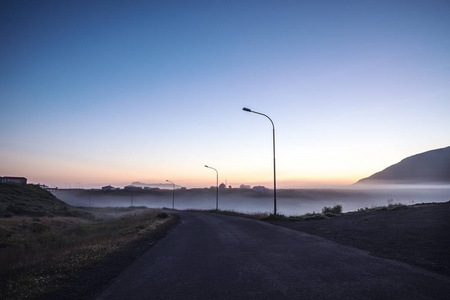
[387,203,409,210]
[322,204,342,215]
[156,212,169,219]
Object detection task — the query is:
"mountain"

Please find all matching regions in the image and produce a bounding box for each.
[356,146,450,185]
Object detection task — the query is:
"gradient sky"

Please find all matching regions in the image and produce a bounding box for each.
[1,0,449,189]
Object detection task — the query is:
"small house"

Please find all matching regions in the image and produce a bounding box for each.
[1,176,27,184]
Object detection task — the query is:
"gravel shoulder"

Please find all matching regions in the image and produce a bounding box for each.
[267,201,450,277]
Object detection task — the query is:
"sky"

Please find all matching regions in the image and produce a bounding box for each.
[1,0,449,189]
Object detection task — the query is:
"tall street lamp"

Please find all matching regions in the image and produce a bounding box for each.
[166,180,175,209]
[242,107,277,215]
[205,165,219,211]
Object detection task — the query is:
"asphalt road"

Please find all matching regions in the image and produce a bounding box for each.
[96,211,450,300]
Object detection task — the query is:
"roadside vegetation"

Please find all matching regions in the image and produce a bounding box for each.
[262,204,344,222]
[200,202,415,222]
[0,207,171,299]
[0,184,173,299]
[357,203,409,212]
[199,205,345,221]
[262,203,418,222]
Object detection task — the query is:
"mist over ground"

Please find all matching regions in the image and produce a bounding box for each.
[52,186,450,216]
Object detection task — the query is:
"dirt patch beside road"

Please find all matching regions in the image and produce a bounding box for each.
[268,201,450,277]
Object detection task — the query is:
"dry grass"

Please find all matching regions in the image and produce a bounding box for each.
[0,207,171,299]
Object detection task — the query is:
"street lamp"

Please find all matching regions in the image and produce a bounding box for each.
[205,165,219,210]
[242,107,277,215]
[166,180,175,209]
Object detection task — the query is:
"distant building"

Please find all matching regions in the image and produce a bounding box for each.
[102,185,115,191]
[144,187,160,190]
[239,184,251,189]
[124,185,142,190]
[252,185,267,193]
[1,176,27,184]
[219,183,227,190]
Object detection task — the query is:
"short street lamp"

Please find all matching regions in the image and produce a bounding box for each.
[242,107,277,215]
[166,180,175,209]
[205,165,219,210]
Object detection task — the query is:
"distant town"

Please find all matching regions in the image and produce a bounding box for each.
[101,184,268,193]
[0,176,269,193]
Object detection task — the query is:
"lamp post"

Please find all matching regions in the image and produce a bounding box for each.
[205,165,219,210]
[242,107,277,215]
[166,180,175,209]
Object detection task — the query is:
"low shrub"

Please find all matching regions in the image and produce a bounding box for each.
[387,203,409,210]
[156,212,169,219]
[322,205,342,215]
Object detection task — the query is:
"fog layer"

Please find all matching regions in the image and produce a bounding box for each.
[52,186,450,216]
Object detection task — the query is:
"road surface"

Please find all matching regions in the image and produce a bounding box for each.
[96,211,450,299]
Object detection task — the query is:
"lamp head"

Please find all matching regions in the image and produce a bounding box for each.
[242,107,251,112]
[205,165,208,168]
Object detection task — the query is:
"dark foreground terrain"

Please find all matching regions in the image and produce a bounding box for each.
[45,201,449,299]
[95,209,450,300]
[268,201,450,277]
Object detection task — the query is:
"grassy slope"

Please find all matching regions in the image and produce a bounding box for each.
[0,183,89,218]
[0,206,174,299]
[0,184,179,298]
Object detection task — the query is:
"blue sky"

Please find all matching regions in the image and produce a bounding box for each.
[1,0,449,188]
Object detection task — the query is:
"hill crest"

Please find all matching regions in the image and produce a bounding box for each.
[356,146,450,185]
[0,183,89,217]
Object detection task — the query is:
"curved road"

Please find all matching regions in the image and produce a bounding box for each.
[96,211,450,299]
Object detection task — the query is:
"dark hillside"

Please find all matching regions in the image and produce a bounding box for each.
[356,146,450,184]
[0,184,90,218]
